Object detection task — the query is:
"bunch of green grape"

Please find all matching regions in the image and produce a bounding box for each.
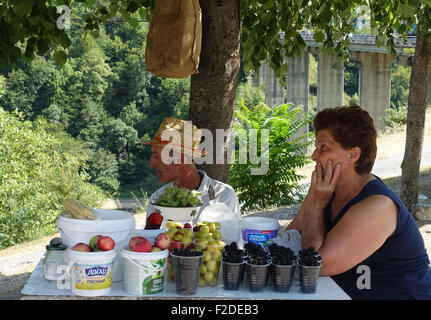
[154,186,202,207]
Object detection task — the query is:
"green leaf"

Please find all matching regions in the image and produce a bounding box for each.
[318,9,333,25]
[128,17,139,29]
[59,33,71,48]
[313,30,325,42]
[398,2,416,18]
[126,1,139,13]
[86,0,96,6]
[53,50,67,66]
[91,30,100,38]
[14,0,34,17]
[37,38,49,54]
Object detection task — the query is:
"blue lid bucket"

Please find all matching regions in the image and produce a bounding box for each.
[241,217,279,247]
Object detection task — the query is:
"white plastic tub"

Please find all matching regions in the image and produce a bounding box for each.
[121,247,169,295]
[65,249,116,297]
[241,217,279,247]
[57,209,135,282]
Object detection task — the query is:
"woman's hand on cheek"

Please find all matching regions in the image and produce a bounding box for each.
[308,160,341,210]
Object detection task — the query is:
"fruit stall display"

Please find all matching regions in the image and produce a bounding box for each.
[58,195,323,297]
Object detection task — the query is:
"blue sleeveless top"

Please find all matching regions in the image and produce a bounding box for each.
[324,176,431,300]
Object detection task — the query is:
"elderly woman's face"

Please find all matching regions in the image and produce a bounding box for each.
[311,129,348,175]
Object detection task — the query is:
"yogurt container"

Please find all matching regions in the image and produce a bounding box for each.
[241,217,279,247]
[65,249,116,297]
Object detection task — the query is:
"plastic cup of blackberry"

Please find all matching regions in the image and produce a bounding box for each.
[243,242,271,292]
[268,244,296,292]
[171,248,204,296]
[298,246,322,293]
[222,242,246,290]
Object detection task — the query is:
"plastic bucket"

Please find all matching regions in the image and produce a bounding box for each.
[121,247,169,296]
[65,249,116,297]
[57,209,135,282]
[241,217,279,247]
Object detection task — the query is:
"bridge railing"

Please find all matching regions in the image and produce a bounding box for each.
[295,30,416,48]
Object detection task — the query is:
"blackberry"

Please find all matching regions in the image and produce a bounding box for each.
[298,246,321,266]
[172,247,203,257]
[244,242,270,265]
[222,241,244,263]
[268,243,296,265]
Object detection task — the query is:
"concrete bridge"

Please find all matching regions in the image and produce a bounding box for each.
[260,31,428,131]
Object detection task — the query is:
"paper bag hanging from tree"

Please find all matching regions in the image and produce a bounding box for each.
[145,0,202,78]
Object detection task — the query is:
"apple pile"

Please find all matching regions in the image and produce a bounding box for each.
[128,233,171,252]
[72,235,115,252]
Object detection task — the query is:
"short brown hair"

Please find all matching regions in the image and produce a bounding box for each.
[313,106,377,175]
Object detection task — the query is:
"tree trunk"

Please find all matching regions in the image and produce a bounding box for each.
[400,33,431,213]
[189,0,241,183]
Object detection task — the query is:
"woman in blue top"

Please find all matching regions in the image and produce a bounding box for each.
[286,106,431,299]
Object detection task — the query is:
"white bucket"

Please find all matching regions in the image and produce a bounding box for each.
[133,224,167,245]
[241,217,279,247]
[57,209,135,282]
[121,247,169,296]
[65,249,116,297]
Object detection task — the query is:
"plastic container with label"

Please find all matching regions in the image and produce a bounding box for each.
[65,249,116,297]
[121,247,169,296]
[241,217,279,247]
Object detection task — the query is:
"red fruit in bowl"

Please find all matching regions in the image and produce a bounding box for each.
[184,223,192,229]
[129,236,146,251]
[134,238,152,252]
[72,243,91,252]
[97,236,115,251]
[155,233,171,250]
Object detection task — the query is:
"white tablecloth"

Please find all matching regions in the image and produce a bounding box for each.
[21,257,350,300]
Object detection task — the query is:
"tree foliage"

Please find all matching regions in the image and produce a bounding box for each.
[241,0,431,84]
[0,108,106,248]
[230,102,314,211]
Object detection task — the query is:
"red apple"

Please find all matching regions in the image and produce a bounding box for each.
[134,238,152,252]
[72,243,91,252]
[184,223,192,229]
[129,236,146,251]
[97,236,115,251]
[89,235,102,251]
[155,233,171,250]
